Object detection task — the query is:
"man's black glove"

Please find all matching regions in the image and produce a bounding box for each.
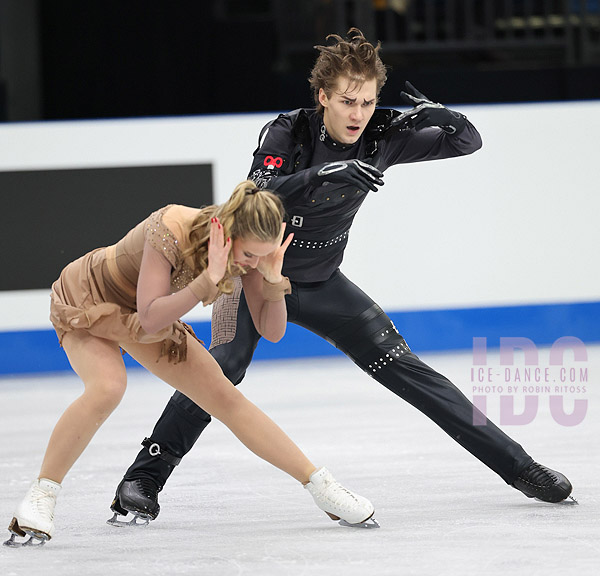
[308,159,384,192]
[393,81,466,134]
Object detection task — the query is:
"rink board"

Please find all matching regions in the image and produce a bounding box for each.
[0,300,598,375]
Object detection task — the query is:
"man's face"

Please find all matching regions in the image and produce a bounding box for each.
[319,76,377,145]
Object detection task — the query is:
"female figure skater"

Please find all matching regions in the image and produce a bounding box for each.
[5,180,375,547]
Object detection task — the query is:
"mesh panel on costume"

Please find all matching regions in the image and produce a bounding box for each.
[209,276,243,349]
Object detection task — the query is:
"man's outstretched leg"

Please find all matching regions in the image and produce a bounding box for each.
[291,271,573,503]
[109,284,262,523]
[348,319,573,502]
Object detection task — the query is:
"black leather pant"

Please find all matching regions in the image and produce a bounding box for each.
[123,270,533,489]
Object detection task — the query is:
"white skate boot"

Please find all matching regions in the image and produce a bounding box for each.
[304,467,378,528]
[4,478,61,547]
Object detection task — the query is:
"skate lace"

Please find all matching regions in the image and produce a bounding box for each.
[322,478,359,508]
[132,478,159,499]
[521,463,557,488]
[30,485,56,521]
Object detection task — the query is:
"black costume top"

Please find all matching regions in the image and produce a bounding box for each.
[249,108,482,282]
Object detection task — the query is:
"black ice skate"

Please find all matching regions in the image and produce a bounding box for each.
[512,462,576,504]
[107,479,160,527]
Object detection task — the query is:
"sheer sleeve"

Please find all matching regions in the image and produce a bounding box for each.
[137,209,220,334]
[144,206,180,269]
[136,240,219,334]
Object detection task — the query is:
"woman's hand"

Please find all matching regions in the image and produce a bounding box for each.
[206,217,231,285]
[256,223,294,284]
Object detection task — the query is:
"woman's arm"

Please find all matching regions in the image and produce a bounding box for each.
[137,218,228,334]
[242,269,291,343]
[242,227,293,342]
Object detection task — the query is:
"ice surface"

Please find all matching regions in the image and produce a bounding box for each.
[1,348,598,575]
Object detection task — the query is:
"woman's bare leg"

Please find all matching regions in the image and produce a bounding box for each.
[123,338,316,484]
[38,331,127,483]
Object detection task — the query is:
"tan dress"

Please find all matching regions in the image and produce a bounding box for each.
[49,205,220,362]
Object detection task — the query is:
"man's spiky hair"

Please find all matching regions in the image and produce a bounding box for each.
[309,27,388,113]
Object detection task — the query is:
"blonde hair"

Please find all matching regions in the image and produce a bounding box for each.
[182,180,285,294]
[309,27,388,114]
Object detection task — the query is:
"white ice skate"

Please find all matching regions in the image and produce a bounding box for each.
[304,467,379,528]
[4,478,61,547]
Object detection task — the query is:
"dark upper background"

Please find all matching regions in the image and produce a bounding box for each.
[1,0,599,123]
[0,0,598,291]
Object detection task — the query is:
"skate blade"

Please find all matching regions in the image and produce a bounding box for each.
[3,518,49,547]
[4,533,47,547]
[534,495,579,505]
[338,517,380,529]
[106,512,150,528]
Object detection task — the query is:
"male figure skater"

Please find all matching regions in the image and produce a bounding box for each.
[110,28,572,523]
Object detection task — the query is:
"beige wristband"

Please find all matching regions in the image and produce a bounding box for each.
[262,276,292,301]
[188,271,220,306]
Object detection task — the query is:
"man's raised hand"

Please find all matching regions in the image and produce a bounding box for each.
[393,81,466,134]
